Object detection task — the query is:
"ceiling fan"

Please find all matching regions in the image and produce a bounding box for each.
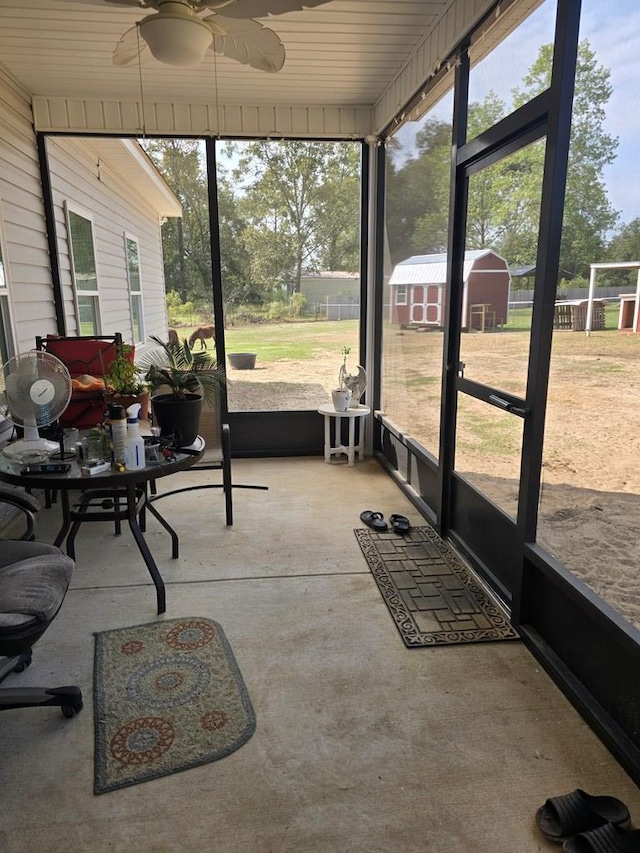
[65,0,333,71]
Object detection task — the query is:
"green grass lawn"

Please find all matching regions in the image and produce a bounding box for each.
[178,318,360,363]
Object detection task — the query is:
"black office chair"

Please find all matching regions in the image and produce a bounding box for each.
[0,488,83,717]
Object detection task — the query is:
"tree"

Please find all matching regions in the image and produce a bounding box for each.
[143,139,214,308]
[603,217,640,287]
[385,118,452,266]
[512,40,619,279]
[465,92,545,262]
[385,40,619,283]
[607,217,640,261]
[229,140,361,295]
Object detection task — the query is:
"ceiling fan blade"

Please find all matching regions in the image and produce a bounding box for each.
[203,0,333,19]
[204,15,285,72]
[113,25,149,67]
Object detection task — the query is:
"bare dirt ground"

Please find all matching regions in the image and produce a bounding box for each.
[212,323,640,631]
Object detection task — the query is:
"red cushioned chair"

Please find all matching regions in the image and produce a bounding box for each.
[35,333,131,430]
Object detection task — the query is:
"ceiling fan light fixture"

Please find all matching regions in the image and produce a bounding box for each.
[139,6,213,67]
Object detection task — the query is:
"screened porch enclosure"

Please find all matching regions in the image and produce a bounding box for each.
[2,0,640,788]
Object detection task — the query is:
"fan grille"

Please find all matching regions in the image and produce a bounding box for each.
[3,351,72,427]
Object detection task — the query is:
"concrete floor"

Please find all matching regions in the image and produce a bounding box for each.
[0,456,637,852]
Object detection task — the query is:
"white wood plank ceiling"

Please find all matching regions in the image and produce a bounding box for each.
[0,0,498,135]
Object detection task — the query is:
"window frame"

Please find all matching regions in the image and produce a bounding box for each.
[124,232,144,345]
[396,284,408,306]
[64,201,102,336]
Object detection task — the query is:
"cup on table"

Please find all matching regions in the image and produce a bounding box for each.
[82,433,104,463]
[62,427,80,456]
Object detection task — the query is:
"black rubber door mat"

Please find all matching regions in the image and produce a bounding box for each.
[354,526,519,647]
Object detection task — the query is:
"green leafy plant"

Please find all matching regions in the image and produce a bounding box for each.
[138,335,225,406]
[107,344,147,396]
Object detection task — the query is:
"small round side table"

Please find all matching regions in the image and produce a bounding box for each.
[317,404,370,466]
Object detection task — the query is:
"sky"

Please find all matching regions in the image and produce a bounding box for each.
[395,0,640,230]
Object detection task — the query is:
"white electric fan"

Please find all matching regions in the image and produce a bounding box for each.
[2,351,72,461]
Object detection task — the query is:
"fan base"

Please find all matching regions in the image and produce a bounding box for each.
[2,438,59,463]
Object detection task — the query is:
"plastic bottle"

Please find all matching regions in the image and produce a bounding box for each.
[124,403,145,471]
[108,402,127,469]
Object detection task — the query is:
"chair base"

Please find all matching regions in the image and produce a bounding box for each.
[0,650,32,681]
[0,685,83,717]
[0,652,83,717]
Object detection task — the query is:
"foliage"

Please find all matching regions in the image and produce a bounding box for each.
[384,40,619,285]
[512,40,619,279]
[267,301,287,321]
[107,344,147,395]
[289,292,307,318]
[226,140,361,295]
[603,218,640,286]
[138,335,225,406]
[166,292,196,326]
[143,138,361,314]
[143,140,213,309]
[385,119,452,266]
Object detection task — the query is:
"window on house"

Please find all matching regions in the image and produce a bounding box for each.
[125,235,144,344]
[66,205,100,335]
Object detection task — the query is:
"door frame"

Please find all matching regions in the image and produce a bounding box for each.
[206,138,370,456]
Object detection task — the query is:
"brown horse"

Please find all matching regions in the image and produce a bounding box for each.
[188,324,215,350]
[167,328,179,346]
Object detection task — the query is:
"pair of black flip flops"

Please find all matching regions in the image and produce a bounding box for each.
[536,788,638,851]
[359,510,411,534]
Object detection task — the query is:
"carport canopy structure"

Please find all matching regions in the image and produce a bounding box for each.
[586,261,640,334]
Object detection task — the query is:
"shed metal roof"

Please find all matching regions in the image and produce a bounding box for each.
[389,250,507,286]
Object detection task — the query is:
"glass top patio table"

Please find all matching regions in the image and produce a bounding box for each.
[0,438,205,614]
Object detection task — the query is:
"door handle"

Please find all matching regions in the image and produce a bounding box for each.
[488,394,529,417]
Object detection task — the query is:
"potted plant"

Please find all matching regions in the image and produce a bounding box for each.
[138,335,225,447]
[106,343,150,420]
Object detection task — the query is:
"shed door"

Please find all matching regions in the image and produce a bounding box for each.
[411,284,441,324]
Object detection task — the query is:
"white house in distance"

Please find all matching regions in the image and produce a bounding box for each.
[299,271,360,320]
[0,74,180,363]
[389,249,511,331]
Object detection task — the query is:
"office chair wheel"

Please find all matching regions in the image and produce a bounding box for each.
[61,701,82,718]
[48,686,83,717]
[13,651,32,673]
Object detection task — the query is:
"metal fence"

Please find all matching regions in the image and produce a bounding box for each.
[510,286,637,303]
[313,297,360,320]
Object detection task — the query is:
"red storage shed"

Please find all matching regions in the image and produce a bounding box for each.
[389,249,511,330]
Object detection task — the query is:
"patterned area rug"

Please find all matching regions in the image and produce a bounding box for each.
[93,617,256,794]
[355,526,519,647]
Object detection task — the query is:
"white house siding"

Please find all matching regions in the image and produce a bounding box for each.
[46,136,170,348]
[300,273,360,306]
[0,70,57,355]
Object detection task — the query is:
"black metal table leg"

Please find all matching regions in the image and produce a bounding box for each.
[66,497,91,560]
[53,491,72,549]
[126,482,166,614]
[144,500,179,559]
